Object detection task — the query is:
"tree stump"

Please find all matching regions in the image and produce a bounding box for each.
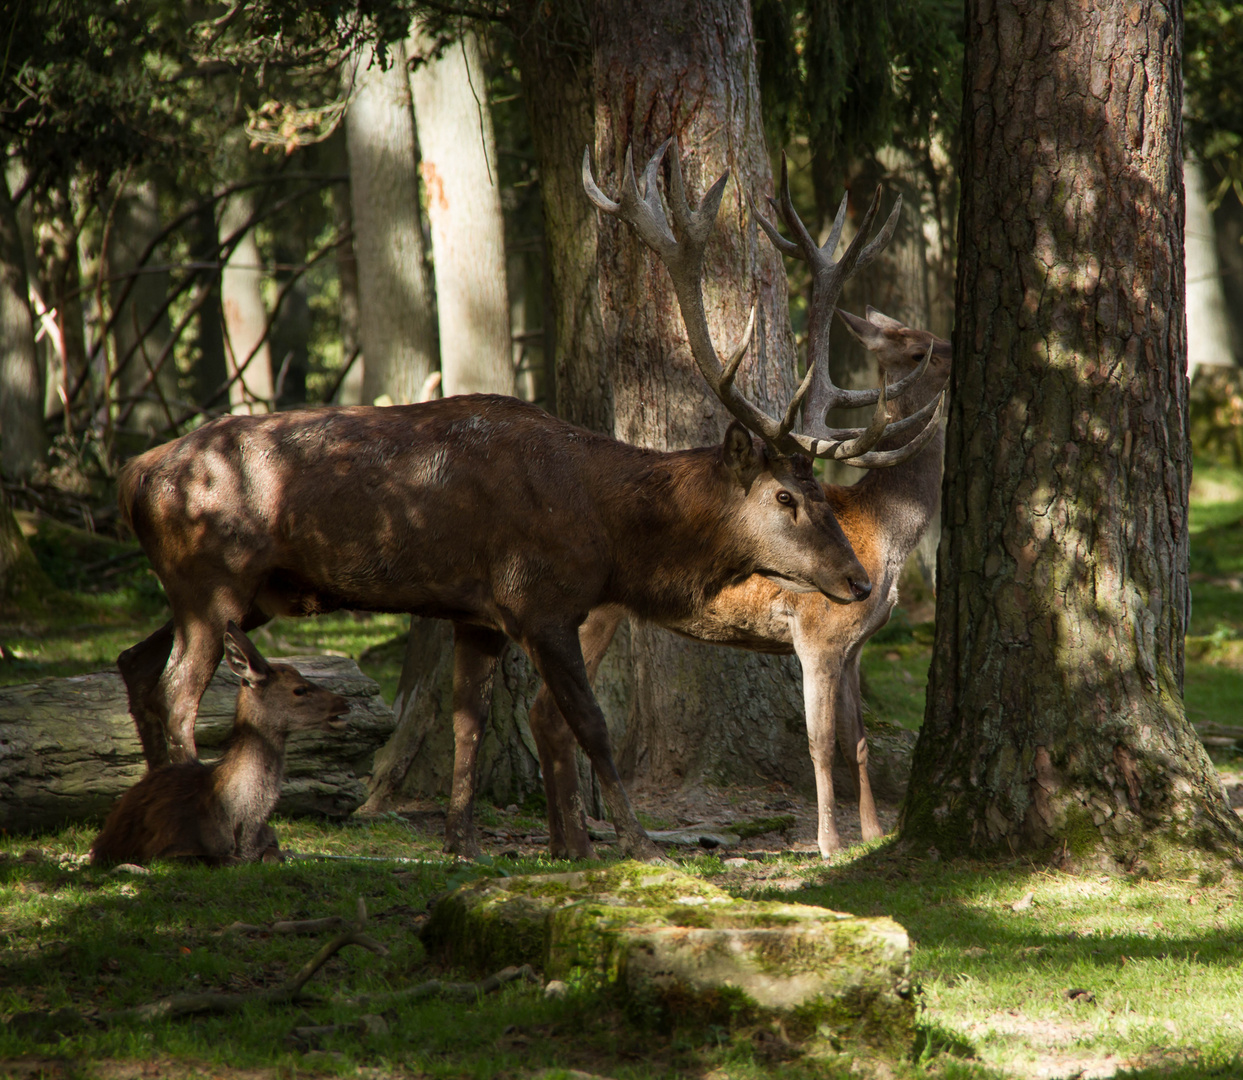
[0,655,395,834]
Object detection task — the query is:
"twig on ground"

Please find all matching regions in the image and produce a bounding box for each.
[106,898,387,1023]
[343,963,540,1008]
[224,915,346,935]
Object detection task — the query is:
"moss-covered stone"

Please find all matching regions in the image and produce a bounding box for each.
[420,862,914,1054]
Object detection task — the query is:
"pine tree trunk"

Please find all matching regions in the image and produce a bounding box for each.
[900,0,1243,869]
[345,40,438,407]
[409,28,513,398]
[219,190,274,415]
[589,0,810,790]
[0,169,48,481]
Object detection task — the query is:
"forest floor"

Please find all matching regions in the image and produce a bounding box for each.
[5,463,1243,1078]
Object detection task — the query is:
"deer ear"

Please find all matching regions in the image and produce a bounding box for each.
[865,306,906,331]
[837,309,887,351]
[722,421,761,484]
[223,623,271,685]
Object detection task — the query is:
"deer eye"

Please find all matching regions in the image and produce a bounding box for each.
[293,685,309,696]
[776,490,795,506]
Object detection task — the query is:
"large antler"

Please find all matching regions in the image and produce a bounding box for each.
[750,153,944,467]
[582,139,943,467]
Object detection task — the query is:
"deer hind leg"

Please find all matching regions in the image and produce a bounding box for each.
[442,622,507,859]
[524,624,661,863]
[118,620,176,769]
[837,655,882,842]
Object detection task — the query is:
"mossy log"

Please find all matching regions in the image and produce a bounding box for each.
[421,862,914,1052]
[0,655,395,833]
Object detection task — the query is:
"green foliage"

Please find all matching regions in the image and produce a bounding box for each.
[1185,0,1243,204]
[753,0,963,198]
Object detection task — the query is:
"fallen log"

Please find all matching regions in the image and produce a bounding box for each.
[0,655,395,834]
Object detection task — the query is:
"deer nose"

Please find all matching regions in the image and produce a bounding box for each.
[848,579,872,602]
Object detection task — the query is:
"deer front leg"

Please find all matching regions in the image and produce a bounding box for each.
[795,639,846,857]
[524,625,662,863]
[443,623,507,859]
[158,607,249,764]
[838,655,883,842]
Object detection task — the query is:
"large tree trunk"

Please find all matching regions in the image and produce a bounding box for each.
[590,0,809,790]
[345,40,438,407]
[219,190,274,415]
[409,28,513,397]
[900,0,1243,869]
[0,169,48,481]
[109,180,178,436]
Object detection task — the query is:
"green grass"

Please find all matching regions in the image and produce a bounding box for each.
[3,827,1243,1078]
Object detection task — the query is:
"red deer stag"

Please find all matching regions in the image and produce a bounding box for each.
[517,148,949,859]
[92,624,348,866]
[115,140,933,861]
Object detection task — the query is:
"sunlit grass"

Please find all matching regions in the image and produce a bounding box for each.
[3,826,1243,1078]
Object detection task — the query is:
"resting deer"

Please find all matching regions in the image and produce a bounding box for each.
[115,139,937,861]
[518,148,949,859]
[92,624,348,866]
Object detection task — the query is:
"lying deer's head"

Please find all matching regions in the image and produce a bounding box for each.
[223,623,350,736]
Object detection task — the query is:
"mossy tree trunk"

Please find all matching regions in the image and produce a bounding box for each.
[900,0,1243,869]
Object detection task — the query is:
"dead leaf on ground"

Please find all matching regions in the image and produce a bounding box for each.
[1011,891,1035,911]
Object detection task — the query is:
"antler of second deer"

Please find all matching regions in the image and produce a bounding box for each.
[583,139,945,467]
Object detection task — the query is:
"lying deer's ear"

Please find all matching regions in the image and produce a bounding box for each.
[223,624,271,685]
[722,421,761,484]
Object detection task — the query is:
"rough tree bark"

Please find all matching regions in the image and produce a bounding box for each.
[588,0,812,791]
[345,40,438,407]
[0,169,48,480]
[409,28,513,397]
[900,0,1243,869]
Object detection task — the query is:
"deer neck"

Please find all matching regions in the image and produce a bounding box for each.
[842,385,944,569]
[597,446,755,620]
[213,719,288,817]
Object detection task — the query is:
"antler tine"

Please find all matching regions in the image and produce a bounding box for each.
[665,136,731,250]
[582,145,677,260]
[814,386,942,445]
[583,141,791,453]
[840,392,945,468]
[828,185,885,284]
[821,192,849,260]
[774,152,825,267]
[720,304,757,389]
[789,389,945,466]
[749,190,800,258]
[853,193,903,275]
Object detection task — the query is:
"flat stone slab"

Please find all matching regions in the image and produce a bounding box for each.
[421,861,914,1050]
